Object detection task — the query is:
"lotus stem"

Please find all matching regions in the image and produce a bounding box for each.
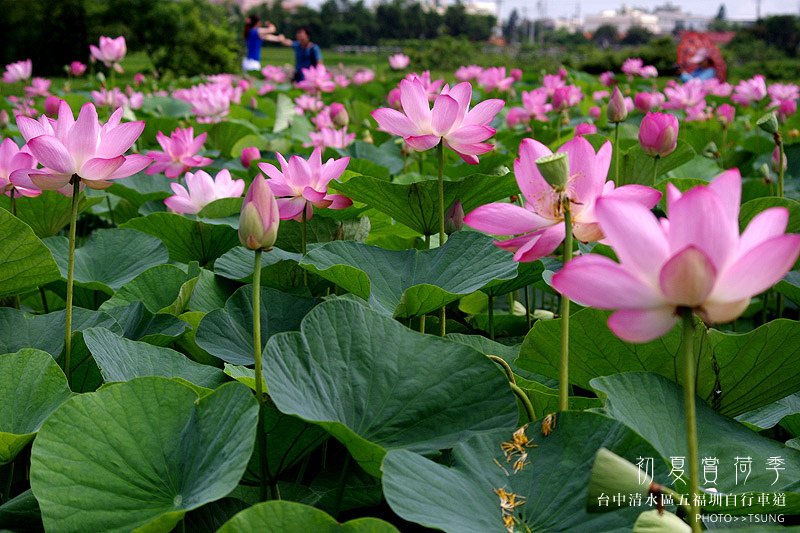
[437,141,446,336]
[9,189,16,217]
[419,314,426,334]
[253,249,270,501]
[64,176,81,382]
[488,294,495,340]
[301,206,308,288]
[524,286,532,330]
[559,195,573,412]
[679,308,700,532]
[777,134,785,199]
[613,122,621,182]
[653,155,660,184]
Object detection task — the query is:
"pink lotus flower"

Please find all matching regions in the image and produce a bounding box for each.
[768,83,799,120]
[294,94,324,115]
[684,104,710,122]
[511,68,523,81]
[640,65,658,78]
[387,87,402,109]
[133,73,145,86]
[592,90,610,102]
[164,169,245,215]
[552,169,800,342]
[389,54,410,70]
[772,145,788,173]
[90,36,126,72]
[297,65,336,93]
[239,174,280,251]
[552,86,583,111]
[477,67,514,93]
[506,107,530,128]
[44,96,63,116]
[0,110,8,128]
[334,74,351,88]
[464,137,661,262]
[91,87,127,109]
[575,123,597,136]
[455,65,484,82]
[258,82,276,95]
[328,103,348,127]
[404,71,445,101]
[353,69,375,85]
[599,71,615,87]
[125,86,144,110]
[16,101,149,191]
[145,127,213,179]
[258,147,351,221]
[542,74,565,96]
[68,61,87,77]
[9,96,36,118]
[639,112,679,157]
[663,79,706,112]
[25,78,51,98]
[241,147,261,169]
[732,75,767,107]
[3,59,32,83]
[634,92,665,113]
[307,127,356,149]
[521,88,552,121]
[622,58,644,78]
[261,65,288,83]
[716,104,735,127]
[371,78,504,164]
[703,78,732,97]
[589,106,602,119]
[173,83,233,123]
[0,138,39,197]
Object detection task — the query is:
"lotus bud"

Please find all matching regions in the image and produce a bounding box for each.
[240,146,261,169]
[757,112,779,135]
[0,109,9,128]
[329,103,349,127]
[445,200,465,234]
[607,86,628,123]
[772,145,787,173]
[44,95,62,117]
[759,162,771,182]
[587,448,653,511]
[536,152,570,191]
[716,104,735,128]
[702,141,718,158]
[238,175,280,251]
[639,112,679,158]
[633,510,691,532]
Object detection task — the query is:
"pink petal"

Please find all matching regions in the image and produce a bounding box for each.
[738,207,789,256]
[26,136,75,175]
[707,168,741,222]
[553,253,663,308]
[515,138,557,212]
[445,82,472,118]
[464,202,552,235]
[325,194,352,209]
[603,184,661,208]
[462,99,504,126]
[446,124,494,145]
[67,103,100,166]
[257,162,285,182]
[562,137,610,205]
[608,307,678,343]
[106,154,151,180]
[97,121,145,158]
[164,195,199,214]
[29,171,72,191]
[699,299,750,324]
[513,223,565,262]
[302,186,328,205]
[79,156,125,181]
[371,108,418,137]
[594,197,670,275]
[431,94,459,136]
[320,156,349,185]
[399,79,431,128]
[659,246,717,306]
[16,116,48,142]
[405,134,440,152]
[711,234,800,301]
[276,196,306,220]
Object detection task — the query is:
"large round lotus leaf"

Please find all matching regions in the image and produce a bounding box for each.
[382,411,669,532]
[217,500,399,533]
[30,377,258,532]
[0,208,60,298]
[264,299,518,477]
[0,349,72,464]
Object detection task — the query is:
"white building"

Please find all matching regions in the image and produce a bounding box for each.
[584,6,660,34]
[653,3,710,33]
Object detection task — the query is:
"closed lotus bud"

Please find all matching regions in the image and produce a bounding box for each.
[0,109,9,128]
[238,175,280,251]
[536,152,570,191]
[702,141,718,158]
[240,146,261,169]
[639,112,678,158]
[759,162,771,181]
[757,112,779,135]
[772,146,788,173]
[716,103,735,127]
[633,510,691,532]
[607,86,628,123]
[444,200,465,234]
[587,448,653,511]
[329,102,349,127]
[44,95,62,117]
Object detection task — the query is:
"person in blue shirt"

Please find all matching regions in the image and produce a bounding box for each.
[275,27,323,82]
[242,15,279,73]
[680,49,717,82]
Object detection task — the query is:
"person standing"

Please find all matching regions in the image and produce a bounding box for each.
[242,15,279,73]
[275,27,323,82]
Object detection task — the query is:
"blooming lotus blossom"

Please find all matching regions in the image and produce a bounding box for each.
[307,126,356,149]
[25,78,51,98]
[552,169,800,342]
[634,92,665,113]
[353,69,375,85]
[521,88,552,121]
[622,58,644,78]
[542,74,565,96]
[68,61,87,77]
[258,83,276,95]
[371,78,504,164]
[16,101,149,191]
[258,147,351,221]
[716,104,735,127]
[599,71,615,86]
[455,65,484,82]
[477,67,514,92]
[9,96,36,118]
[593,90,610,102]
[640,65,658,78]
[294,94,324,115]
[663,79,706,113]
[464,137,661,262]
[404,71,445,101]
[173,83,233,123]
[145,127,213,179]
[91,87,127,109]
[125,86,144,110]
[511,68,523,81]
[334,74,351,88]
[575,123,597,136]
[261,65,288,83]
[732,75,767,107]
[639,112,679,157]
[768,83,799,120]
[164,169,245,215]
[90,36,126,72]
[506,107,531,128]
[703,78,732,97]
[0,138,39,197]
[133,73,145,86]
[297,65,336,93]
[389,54,410,70]
[552,85,583,111]
[3,59,32,83]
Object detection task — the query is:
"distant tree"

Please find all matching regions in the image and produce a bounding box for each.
[763,16,800,56]
[708,3,730,31]
[504,8,519,42]
[592,24,618,47]
[443,2,495,41]
[621,25,653,45]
